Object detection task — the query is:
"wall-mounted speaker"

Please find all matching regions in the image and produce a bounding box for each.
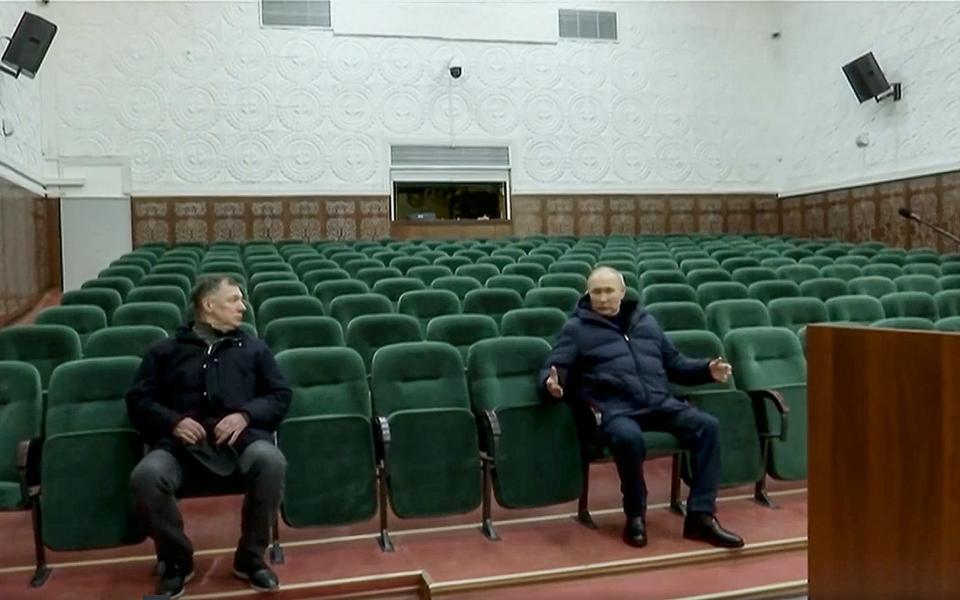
[1,12,57,79]
[842,52,900,103]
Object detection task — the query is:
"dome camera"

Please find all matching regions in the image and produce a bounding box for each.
[448,60,462,79]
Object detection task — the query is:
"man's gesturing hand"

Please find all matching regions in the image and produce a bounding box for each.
[545,365,564,399]
[214,412,250,446]
[173,417,206,445]
[708,357,733,383]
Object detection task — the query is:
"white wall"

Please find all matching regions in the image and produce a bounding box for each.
[778,2,960,195]
[39,0,781,196]
[0,2,46,191]
[59,162,132,290]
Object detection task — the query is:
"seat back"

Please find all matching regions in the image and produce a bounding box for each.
[485,275,537,298]
[825,295,885,324]
[127,286,187,315]
[84,325,168,358]
[61,288,124,324]
[455,264,500,284]
[696,281,749,307]
[466,337,582,507]
[251,281,308,312]
[935,290,960,318]
[723,327,806,480]
[880,291,938,320]
[430,275,482,300]
[113,302,183,335]
[406,265,453,286]
[894,274,941,295]
[372,277,427,305]
[499,308,567,343]
[345,314,423,370]
[329,293,394,332]
[257,296,326,335]
[371,342,480,517]
[731,267,777,287]
[705,299,771,340]
[538,273,588,293]
[748,280,801,304]
[686,268,731,288]
[35,306,108,345]
[768,297,828,333]
[523,287,580,313]
[397,289,462,334]
[462,288,524,327]
[425,314,500,362]
[848,276,896,299]
[872,317,935,330]
[0,325,82,389]
[276,348,376,526]
[641,283,697,305]
[41,357,145,550]
[81,277,134,301]
[0,362,42,508]
[314,279,369,311]
[645,301,707,332]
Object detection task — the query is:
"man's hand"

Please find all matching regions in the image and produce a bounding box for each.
[172,417,206,445]
[545,365,564,399]
[214,412,250,446]
[709,357,733,383]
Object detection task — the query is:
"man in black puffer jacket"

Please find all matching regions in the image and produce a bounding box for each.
[127,275,292,599]
[541,267,743,549]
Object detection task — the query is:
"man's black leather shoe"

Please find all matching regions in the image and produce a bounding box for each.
[233,560,280,593]
[622,516,648,548]
[682,512,744,548]
[156,560,194,599]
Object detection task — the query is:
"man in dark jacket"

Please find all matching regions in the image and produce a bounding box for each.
[542,267,743,549]
[127,275,292,599]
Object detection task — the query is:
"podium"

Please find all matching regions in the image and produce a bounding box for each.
[807,325,960,599]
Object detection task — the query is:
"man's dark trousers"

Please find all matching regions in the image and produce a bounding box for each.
[602,406,721,518]
[129,440,287,567]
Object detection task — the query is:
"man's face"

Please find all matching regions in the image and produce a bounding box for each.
[588,271,625,317]
[203,281,246,329]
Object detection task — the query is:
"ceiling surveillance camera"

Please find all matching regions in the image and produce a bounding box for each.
[448,61,462,79]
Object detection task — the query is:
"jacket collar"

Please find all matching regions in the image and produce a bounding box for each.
[574,295,645,328]
[175,321,248,345]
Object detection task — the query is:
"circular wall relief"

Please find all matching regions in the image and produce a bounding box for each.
[123,133,169,183]
[477,46,518,88]
[565,49,607,89]
[380,87,425,134]
[331,135,378,183]
[612,96,652,138]
[221,1,256,29]
[117,83,167,131]
[278,88,323,131]
[521,92,564,136]
[568,95,609,137]
[173,134,222,183]
[62,132,114,157]
[170,85,220,131]
[228,134,276,183]
[330,41,373,83]
[694,140,732,183]
[378,41,423,85]
[225,85,274,131]
[224,37,271,81]
[59,82,109,130]
[477,92,519,135]
[522,48,562,88]
[168,3,221,29]
[613,140,654,183]
[170,30,220,80]
[330,86,375,132]
[429,90,473,135]
[57,26,103,76]
[279,134,328,183]
[115,32,163,78]
[611,51,649,93]
[523,140,566,183]
[278,38,322,83]
[571,140,610,182]
[654,96,691,137]
[655,142,693,183]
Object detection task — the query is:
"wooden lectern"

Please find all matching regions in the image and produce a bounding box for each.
[807,324,960,599]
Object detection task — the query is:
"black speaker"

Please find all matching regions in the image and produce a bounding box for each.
[842,52,891,103]
[1,12,57,79]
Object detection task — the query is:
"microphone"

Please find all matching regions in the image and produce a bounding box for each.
[898,207,960,247]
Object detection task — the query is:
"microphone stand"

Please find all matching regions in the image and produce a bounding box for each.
[902,212,960,250]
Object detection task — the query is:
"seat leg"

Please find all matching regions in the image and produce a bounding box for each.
[754,441,777,509]
[377,465,395,552]
[29,501,51,587]
[481,456,500,541]
[269,512,284,565]
[576,461,598,529]
[669,454,687,517]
